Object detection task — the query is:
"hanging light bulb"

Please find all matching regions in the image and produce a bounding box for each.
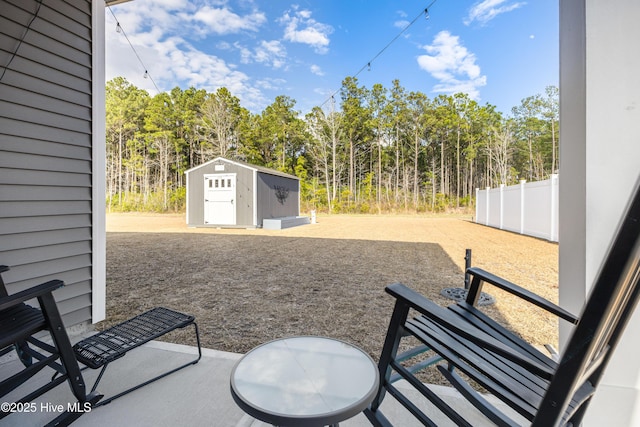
[116,22,122,33]
[425,8,430,20]
[143,70,149,79]
[367,62,371,71]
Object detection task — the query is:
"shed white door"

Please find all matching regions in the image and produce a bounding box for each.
[204,174,236,225]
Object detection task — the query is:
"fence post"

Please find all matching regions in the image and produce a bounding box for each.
[520,180,526,235]
[550,174,559,241]
[475,187,479,223]
[485,187,490,226]
[499,184,505,230]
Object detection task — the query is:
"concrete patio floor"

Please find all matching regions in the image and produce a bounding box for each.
[1,339,525,426]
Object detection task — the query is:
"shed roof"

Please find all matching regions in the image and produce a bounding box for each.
[185,157,299,180]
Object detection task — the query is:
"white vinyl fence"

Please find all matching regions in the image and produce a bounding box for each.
[475,174,559,242]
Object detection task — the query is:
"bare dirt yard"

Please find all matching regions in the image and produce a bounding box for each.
[105,213,559,370]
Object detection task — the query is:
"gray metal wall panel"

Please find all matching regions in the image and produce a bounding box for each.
[234,165,254,227]
[186,168,205,226]
[256,173,300,225]
[0,0,94,325]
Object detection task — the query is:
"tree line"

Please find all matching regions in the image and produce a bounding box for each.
[105,76,559,213]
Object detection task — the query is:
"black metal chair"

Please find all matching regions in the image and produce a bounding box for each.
[0,266,102,426]
[365,179,640,426]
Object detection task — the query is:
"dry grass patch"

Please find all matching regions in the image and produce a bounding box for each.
[104,213,559,373]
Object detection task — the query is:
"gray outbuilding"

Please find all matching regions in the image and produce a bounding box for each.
[185,157,303,228]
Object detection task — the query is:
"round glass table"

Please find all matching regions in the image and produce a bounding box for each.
[230,336,380,426]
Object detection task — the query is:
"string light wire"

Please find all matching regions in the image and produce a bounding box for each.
[105,1,161,94]
[320,1,437,109]
[0,0,44,83]
[103,1,436,103]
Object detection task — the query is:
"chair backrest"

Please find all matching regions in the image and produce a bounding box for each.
[535,178,640,425]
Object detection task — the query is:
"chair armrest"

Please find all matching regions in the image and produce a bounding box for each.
[386,282,555,379]
[466,267,578,324]
[0,280,64,312]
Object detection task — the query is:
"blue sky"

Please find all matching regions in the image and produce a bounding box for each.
[105,0,558,115]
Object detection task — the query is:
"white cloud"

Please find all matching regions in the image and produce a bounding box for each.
[278,7,333,54]
[394,20,410,30]
[255,77,287,91]
[465,0,526,26]
[105,1,268,111]
[254,40,288,69]
[416,31,486,99]
[234,42,253,64]
[233,40,288,69]
[310,64,324,76]
[192,5,266,34]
